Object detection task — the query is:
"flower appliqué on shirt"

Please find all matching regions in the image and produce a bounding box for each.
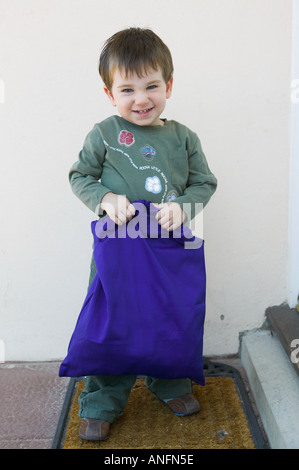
[118,130,135,147]
[140,145,156,161]
[145,176,162,194]
[167,191,178,202]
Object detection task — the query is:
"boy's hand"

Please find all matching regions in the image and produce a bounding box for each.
[154,202,186,231]
[100,192,136,225]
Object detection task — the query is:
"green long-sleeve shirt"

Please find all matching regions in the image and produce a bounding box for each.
[69,115,217,220]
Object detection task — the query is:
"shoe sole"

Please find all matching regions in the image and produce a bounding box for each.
[79,432,110,441]
[162,397,201,416]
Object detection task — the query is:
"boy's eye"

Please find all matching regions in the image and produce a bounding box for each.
[120,84,158,93]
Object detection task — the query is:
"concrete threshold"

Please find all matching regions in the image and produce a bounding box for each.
[241,329,299,449]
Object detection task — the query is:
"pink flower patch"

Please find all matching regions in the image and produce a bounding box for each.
[118,130,135,147]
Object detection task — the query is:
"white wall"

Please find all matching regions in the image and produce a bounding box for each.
[288,0,299,308]
[0,0,292,360]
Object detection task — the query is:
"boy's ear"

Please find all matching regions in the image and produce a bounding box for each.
[104,86,117,107]
[166,77,173,99]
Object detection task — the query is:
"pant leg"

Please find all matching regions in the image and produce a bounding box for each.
[78,374,137,423]
[79,253,137,423]
[145,377,193,401]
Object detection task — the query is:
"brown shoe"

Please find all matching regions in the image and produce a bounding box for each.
[79,418,110,441]
[163,394,200,416]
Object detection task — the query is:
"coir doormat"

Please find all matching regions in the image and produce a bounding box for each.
[52,360,267,450]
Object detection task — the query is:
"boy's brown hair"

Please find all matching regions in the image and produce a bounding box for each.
[99,27,174,90]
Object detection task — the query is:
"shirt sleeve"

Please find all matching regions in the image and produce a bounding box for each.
[174,133,217,222]
[69,125,112,215]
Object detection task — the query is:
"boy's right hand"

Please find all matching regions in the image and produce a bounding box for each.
[100,192,136,225]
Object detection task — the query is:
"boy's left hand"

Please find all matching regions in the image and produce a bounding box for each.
[154,202,186,231]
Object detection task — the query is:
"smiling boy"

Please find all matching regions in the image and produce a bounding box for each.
[100,66,180,229]
[104,67,173,127]
[68,27,217,441]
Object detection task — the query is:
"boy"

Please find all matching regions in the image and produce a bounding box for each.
[69,28,217,441]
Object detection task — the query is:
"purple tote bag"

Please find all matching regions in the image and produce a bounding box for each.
[59,200,206,385]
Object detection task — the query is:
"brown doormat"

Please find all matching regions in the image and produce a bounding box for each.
[52,360,267,450]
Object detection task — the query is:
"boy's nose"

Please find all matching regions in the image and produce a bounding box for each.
[134,92,149,106]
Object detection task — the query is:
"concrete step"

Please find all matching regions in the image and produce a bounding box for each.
[240,329,299,449]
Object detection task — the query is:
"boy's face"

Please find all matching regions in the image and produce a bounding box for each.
[104,67,173,126]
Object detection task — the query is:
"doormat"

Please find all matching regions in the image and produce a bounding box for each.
[52,360,267,450]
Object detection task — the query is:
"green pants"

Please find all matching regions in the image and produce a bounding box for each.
[78,374,193,423]
[78,255,192,423]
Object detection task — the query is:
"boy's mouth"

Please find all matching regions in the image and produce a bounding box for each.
[132,107,153,115]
